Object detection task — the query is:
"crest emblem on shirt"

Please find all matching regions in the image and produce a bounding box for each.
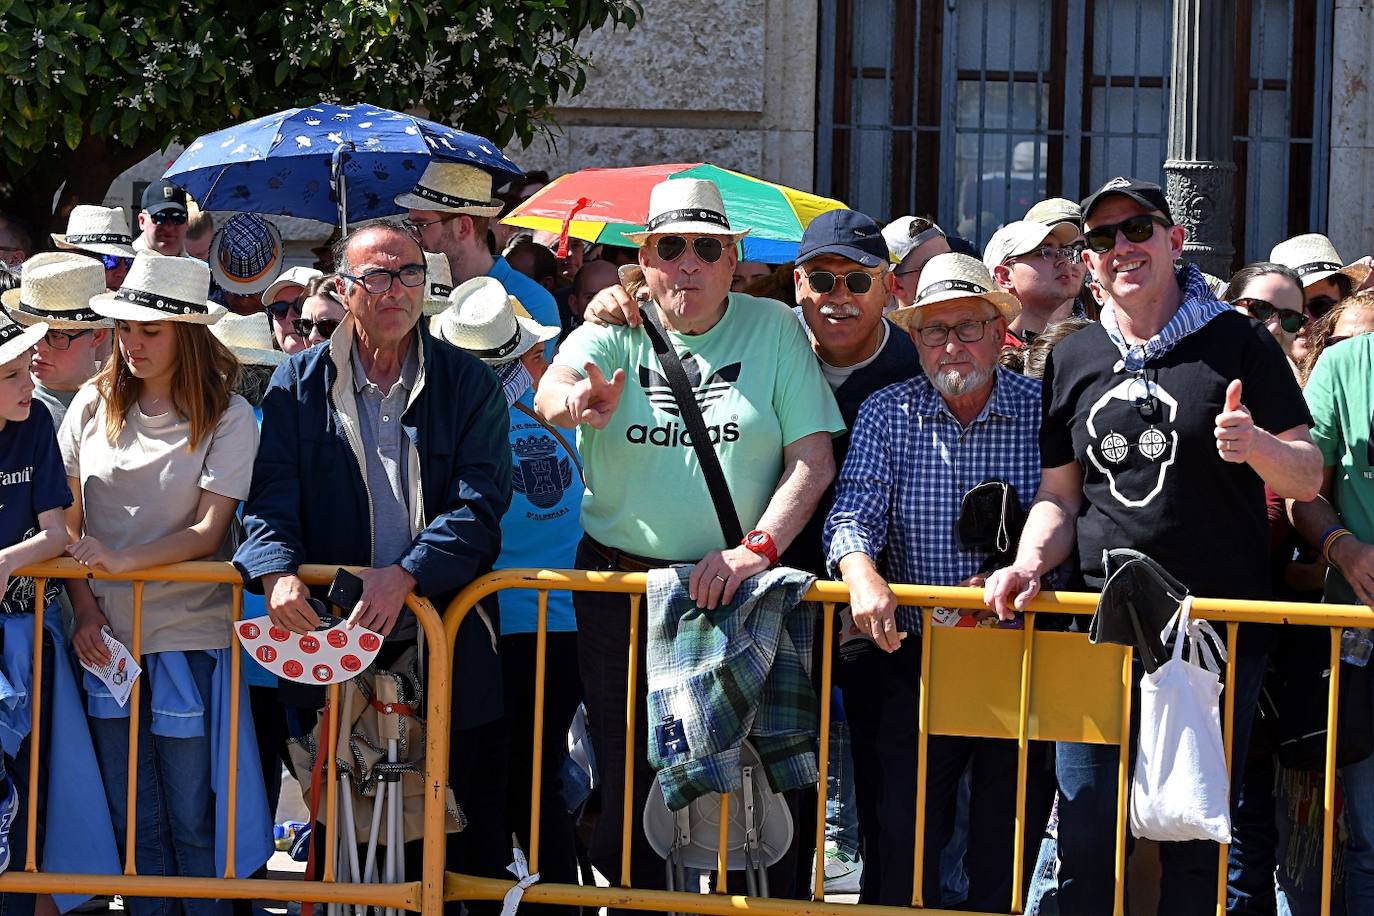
[1084,375,1180,508]
[638,353,741,418]
[512,434,573,510]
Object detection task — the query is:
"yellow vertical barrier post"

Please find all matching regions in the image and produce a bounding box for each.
[716,793,729,893]
[1113,648,1131,916]
[528,590,550,874]
[812,603,835,902]
[1321,626,1342,915]
[912,608,933,908]
[620,593,642,888]
[23,580,45,872]
[323,683,340,883]
[124,581,144,876]
[1215,623,1239,915]
[223,586,242,879]
[418,595,452,916]
[1012,617,1035,913]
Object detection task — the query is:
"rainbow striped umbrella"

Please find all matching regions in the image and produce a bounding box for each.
[501,163,847,264]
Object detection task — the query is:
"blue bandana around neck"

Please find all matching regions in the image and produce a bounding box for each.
[1099,263,1232,373]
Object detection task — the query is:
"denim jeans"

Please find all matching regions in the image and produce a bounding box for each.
[88,651,228,916]
[824,701,860,857]
[1342,724,1374,912]
[1054,650,1265,915]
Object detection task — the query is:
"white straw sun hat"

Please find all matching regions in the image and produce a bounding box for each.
[430,277,558,365]
[210,311,286,367]
[91,253,226,325]
[889,253,1022,330]
[622,178,750,245]
[1269,233,1372,289]
[1,252,113,329]
[50,205,136,258]
[394,161,504,217]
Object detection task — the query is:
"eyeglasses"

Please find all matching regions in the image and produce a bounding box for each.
[1307,295,1339,319]
[292,317,342,339]
[913,317,998,347]
[1235,297,1308,334]
[654,235,724,264]
[401,213,462,234]
[1083,214,1172,253]
[148,210,188,226]
[266,297,303,318]
[100,254,134,272]
[805,269,877,295]
[1009,244,1081,266]
[42,328,93,351]
[341,264,427,295]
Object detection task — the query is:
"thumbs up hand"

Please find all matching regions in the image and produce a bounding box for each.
[1214,379,1255,463]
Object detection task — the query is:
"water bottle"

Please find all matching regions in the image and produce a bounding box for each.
[1341,627,1374,666]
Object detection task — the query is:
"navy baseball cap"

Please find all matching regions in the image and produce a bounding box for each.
[796,209,888,268]
[1080,177,1173,226]
[142,179,188,216]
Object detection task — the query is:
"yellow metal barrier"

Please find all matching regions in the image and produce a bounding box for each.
[443,568,1368,916]
[0,558,452,914]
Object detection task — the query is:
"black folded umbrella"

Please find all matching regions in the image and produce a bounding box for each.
[956,479,1026,572]
[1090,549,1189,674]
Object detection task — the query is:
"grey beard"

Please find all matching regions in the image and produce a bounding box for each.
[930,363,994,398]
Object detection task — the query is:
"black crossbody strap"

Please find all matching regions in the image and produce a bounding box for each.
[639,304,745,549]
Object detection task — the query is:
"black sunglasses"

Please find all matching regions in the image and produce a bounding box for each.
[1307,295,1339,319]
[654,235,724,264]
[805,269,876,295]
[266,297,303,318]
[149,210,188,226]
[1235,297,1307,334]
[1083,214,1172,253]
[292,317,341,339]
[100,254,133,272]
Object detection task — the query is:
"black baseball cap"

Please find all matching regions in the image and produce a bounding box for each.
[1079,177,1173,226]
[142,178,188,216]
[796,209,888,268]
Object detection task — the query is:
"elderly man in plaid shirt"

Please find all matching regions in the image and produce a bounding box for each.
[823,252,1051,909]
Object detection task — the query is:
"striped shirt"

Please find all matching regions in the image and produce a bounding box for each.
[823,367,1044,633]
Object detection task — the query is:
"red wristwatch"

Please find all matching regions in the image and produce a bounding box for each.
[741,529,779,566]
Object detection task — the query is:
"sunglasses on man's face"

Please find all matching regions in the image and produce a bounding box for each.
[100,254,133,272]
[805,269,877,295]
[1306,295,1339,319]
[292,317,341,339]
[1235,297,1308,334]
[149,210,187,226]
[654,235,724,264]
[266,297,303,318]
[1083,214,1172,253]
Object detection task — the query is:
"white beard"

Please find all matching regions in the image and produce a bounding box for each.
[931,363,994,398]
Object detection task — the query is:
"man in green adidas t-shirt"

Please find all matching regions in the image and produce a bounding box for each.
[535,177,843,900]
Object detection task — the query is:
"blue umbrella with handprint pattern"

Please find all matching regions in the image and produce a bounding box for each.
[164,102,522,230]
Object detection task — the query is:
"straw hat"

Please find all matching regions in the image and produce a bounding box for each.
[623,178,750,245]
[91,253,226,325]
[394,161,503,217]
[210,311,286,367]
[261,265,324,306]
[430,277,558,365]
[1,252,113,329]
[889,253,1021,330]
[1269,233,1372,289]
[51,206,136,258]
[0,313,48,367]
[421,252,454,317]
[208,214,284,296]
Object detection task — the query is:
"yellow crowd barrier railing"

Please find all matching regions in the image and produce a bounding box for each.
[0,558,453,915]
[443,568,1372,916]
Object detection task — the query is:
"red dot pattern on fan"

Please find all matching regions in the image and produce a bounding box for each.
[240,622,261,640]
[283,660,303,678]
[255,646,277,663]
[312,664,333,682]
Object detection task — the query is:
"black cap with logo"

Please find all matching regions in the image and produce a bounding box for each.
[142,178,188,216]
[1079,177,1173,227]
[796,209,889,268]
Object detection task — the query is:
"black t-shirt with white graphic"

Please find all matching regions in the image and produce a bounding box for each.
[1041,310,1310,601]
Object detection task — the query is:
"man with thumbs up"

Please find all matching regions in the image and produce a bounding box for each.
[984,177,1320,914]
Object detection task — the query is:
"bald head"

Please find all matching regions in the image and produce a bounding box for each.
[570,259,620,320]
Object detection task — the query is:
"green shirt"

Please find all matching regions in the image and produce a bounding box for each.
[1304,334,1374,600]
[554,292,845,560]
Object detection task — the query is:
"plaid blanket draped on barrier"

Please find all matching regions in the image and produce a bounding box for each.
[645,565,819,811]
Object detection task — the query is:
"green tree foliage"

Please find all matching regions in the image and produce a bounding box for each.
[0,0,640,231]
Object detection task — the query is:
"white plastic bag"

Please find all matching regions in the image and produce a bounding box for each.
[1129,596,1232,843]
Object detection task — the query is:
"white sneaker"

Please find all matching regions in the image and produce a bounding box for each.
[823,842,862,894]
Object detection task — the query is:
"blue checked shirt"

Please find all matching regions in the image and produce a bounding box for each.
[824,368,1044,633]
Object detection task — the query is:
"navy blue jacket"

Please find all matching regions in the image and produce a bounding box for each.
[233,317,513,728]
